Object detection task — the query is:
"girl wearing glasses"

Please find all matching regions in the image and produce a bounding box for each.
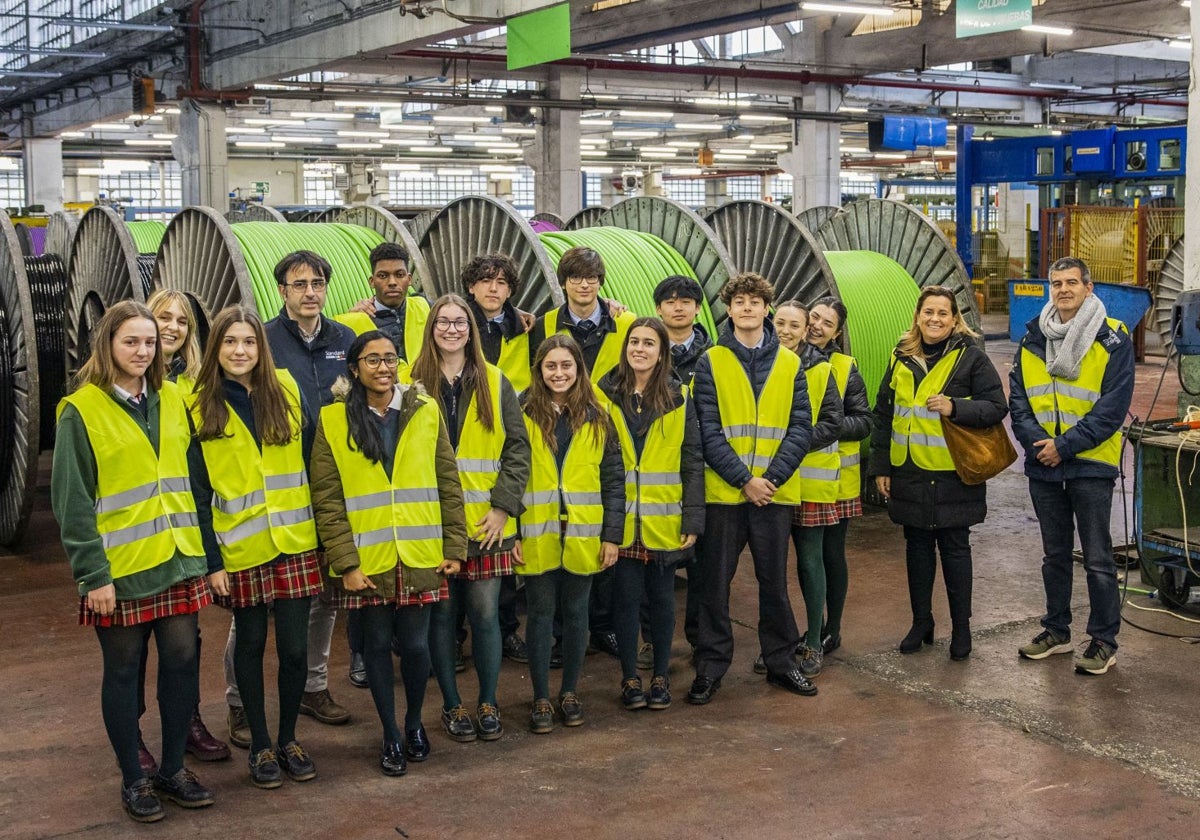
[519,335,625,733]
[310,331,466,776]
[188,306,322,789]
[407,295,530,744]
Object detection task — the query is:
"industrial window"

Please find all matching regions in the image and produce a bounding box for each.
[1036,147,1055,176]
[585,173,603,206]
[97,161,180,218]
[303,168,343,205]
[664,179,706,207]
[0,165,25,209]
[1159,138,1182,170]
[726,176,762,201]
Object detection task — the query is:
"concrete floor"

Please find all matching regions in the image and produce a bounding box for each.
[3,331,1200,839]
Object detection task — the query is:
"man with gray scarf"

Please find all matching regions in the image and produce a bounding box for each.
[1009,257,1133,675]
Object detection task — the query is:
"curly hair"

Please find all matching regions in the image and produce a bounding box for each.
[719,272,774,307]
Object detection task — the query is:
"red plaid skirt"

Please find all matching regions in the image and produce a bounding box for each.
[331,564,449,609]
[618,541,652,564]
[834,498,863,520]
[455,549,516,581]
[218,551,323,609]
[79,575,212,628]
[793,502,840,528]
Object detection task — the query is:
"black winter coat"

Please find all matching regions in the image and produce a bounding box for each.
[597,370,706,564]
[692,319,813,492]
[798,343,846,452]
[803,343,873,443]
[670,323,713,389]
[867,335,1008,530]
[264,309,356,425]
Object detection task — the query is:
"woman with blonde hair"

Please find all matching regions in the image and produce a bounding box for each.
[147,289,201,385]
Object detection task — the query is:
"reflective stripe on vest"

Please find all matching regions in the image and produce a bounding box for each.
[1019,317,1125,468]
[518,414,606,576]
[193,371,317,572]
[605,389,687,551]
[798,361,840,503]
[889,348,962,471]
[455,365,518,543]
[59,382,204,579]
[544,308,635,381]
[320,395,444,577]
[830,353,862,502]
[704,346,803,505]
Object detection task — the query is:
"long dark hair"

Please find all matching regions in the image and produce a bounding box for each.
[194,307,297,446]
[525,334,609,453]
[342,330,396,464]
[611,317,677,419]
[808,295,848,353]
[74,300,164,392]
[408,293,495,432]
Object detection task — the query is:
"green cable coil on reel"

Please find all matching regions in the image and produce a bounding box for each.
[230,222,386,318]
[823,250,921,407]
[538,227,719,337]
[125,221,167,254]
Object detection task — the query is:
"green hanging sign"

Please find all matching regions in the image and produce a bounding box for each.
[956,0,1032,38]
[507,3,571,70]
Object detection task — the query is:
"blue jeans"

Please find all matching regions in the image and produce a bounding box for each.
[1028,477,1121,649]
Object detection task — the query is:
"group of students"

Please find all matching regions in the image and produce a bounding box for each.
[58,236,1124,826]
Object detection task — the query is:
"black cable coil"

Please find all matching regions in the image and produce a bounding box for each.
[136,254,156,299]
[24,254,67,449]
[0,297,15,496]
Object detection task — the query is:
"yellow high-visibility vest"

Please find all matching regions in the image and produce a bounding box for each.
[1020,317,1126,467]
[192,372,317,572]
[604,390,687,550]
[455,364,518,542]
[518,415,606,576]
[543,308,635,381]
[704,346,803,505]
[889,349,963,471]
[830,353,862,502]
[58,382,203,580]
[334,294,429,363]
[496,330,531,393]
[798,361,840,503]
[320,393,444,577]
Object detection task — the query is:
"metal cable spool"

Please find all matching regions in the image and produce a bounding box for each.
[596,197,738,325]
[226,205,288,224]
[13,223,34,256]
[46,211,78,268]
[1155,236,1184,351]
[153,207,386,333]
[815,199,981,332]
[418,196,564,314]
[563,206,608,231]
[64,206,146,377]
[312,207,345,223]
[704,199,837,309]
[330,205,432,294]
[0,212,40,546]
[531,212,564,229]
[796,205,840,233]
[407,207,442,243]
[23,253,67,449]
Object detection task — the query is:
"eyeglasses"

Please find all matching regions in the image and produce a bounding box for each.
[372,269,411,282]
[284,279,327,292]
[434,318,470,332]
[357,354,400,369]
[565,276,601,287]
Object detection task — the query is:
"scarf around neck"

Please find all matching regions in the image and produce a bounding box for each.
[1039,293,1106,380]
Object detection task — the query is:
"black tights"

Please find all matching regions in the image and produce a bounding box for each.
[96,613,198,785]
[361,604,431,743]
[233,597,312,752]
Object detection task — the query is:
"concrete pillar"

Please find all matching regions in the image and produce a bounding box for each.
[704,178,727,208]
[22,138,63,211]
[781,87,840,211]
[176,100,228,208]
[1187,5,1200,291]
[533,68,582,218]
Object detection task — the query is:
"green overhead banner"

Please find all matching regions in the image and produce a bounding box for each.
[956,0,1032,38]
[507,3,571,70]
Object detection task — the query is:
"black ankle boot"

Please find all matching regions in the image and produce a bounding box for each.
[899,619,935,654]
[949,623,971,661]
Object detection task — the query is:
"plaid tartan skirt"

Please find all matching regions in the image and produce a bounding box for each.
[79,575,212,628]
[618,541,652,564]
[218,551,323,609]
[793,502,840,528]
[834,498,864,520]
[331,564,449,609]
[455,549,516,581]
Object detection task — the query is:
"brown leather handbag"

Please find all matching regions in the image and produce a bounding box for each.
[941,418,1018,485]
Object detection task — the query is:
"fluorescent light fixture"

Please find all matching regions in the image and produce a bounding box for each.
[55,17,174,33]
[1029,81,1083,90]
[839,146,869,153]
[6,47,107,58]
[668,167,703,176]
[432,114,493,124]
[437,167,475,176]
[152,133,177,140]
[479,164,518,172]
[244,118,305,127]
[713,151,752,159]
[1168,39,1191,48]
[641,151,678,158]
[619,109,674,119]
[612,130,659,139]
[580,119,614,127]
[289,111,354,120]
[734,132,754,141]
[157,107,181,115]
[738,114,791,123]
[641,145,677,153]
[581,150,608,157]
[933,150,956,157]
[668,141,698,147]
[1022,24,1074,35]
[802,2,895,17]
[751,143,789,151]
[406,147,446,154]
[581,166,614,174]
[226,126,264,134]
[379,163,423,171]
[487,147,524,155]
[334,100,406,109]
[124,139,173,146]
[501,127,536,135]
[489,173,515,181]
[273,135,327,144]
[873,152,908,159]
[838,105,869,113]
[383,139,431,147]
[1183,1,1192,7]
[234,141,286,148]
[0,69,63,78]
[337,130,389,138]
[476,141,520,149]
[336,142,384,149]
[449,133,496,142]
[673,122,724,131]
[90,122,131,130]
[484,106,505,113]
[58,131,85,138]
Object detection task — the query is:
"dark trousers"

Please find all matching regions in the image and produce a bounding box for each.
[588,565,615,635]
[694,503,800,679]
[97,613,199,785]
[903,525,973,627]
[683,539,704,647]
[1029,476,1121,649]
[613,556,676,679]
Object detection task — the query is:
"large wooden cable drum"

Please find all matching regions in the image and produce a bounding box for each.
[563,206,608,231]
[331,205,432,295]
[796,205,840,233]
[1156,236,1185,351]
[226,204,288,223]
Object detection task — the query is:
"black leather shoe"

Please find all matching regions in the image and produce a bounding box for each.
[477,703,503,741]
[752,655,767,675]
[405,725,431,762]
[899,619,935,654]
[687,676,721,705]
[121,778,164,823]
[502,632,529,664]
[152,768,214,808]
[950,624,972,661]
[349,652,368,688]
[821,633,842,656]
[380,741,407,776]
[559,692,584,726]
[441,704,478,743]
[249,747,283,789]
[620,677,647,711]
[277,740,317,782]
[589,631,620,658]
[766,668,818,697]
